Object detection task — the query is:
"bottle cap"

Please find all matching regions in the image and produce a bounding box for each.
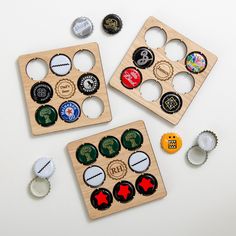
[59,101,81,123]
[121,129,143,151]
[120,67,142,89]
[132,47,155,69]
[160,92,182,114]
[29,177,51,198]
[90,188,113,210]
[76,143,98,165]
[50,54,72,76]
[83,165,105,188]
[98,136,121,158]
[186,145,208,166]
[102,14,122,34]
[185,51,207,74]
[72,17,93,38]
[33,157,55,179]
[197,131,218,152]
[35,105,58,127]
[77,73,100,95]
[135,173,158,196]
[113,181,135,203]
[128,151,150,173]
[161,133,182,154]
[31,82,53,104]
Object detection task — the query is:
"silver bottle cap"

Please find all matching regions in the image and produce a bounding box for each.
[72,17,93,38]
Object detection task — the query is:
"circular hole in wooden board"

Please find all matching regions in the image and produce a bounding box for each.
[145,27,167,49]
[165,39,187,61]
[172,72,195,94]
[73,50,95,72]
[140,79,163,102]
[82,96,104,119]
[26,58,48,80]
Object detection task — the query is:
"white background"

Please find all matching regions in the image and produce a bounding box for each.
[0,0,236,235]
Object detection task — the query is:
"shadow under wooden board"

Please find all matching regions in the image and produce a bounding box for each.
[18,43,112,135]
[67,120,167,220]
[109,16,218,125]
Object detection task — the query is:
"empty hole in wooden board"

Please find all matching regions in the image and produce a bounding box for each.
[165,39,187,61]
[26,58,48,80]
[73,50,95,72]
[172,72,195,94]
[82,96,104,119]
[140,79,163,102]
[145,27,167,49]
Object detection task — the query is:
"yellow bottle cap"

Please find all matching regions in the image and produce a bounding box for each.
[161,133,182,154]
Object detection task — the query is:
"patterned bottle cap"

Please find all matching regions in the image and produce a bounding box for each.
[77,73,100,95]
[113,181,135,203]
[99,136,121,158]
[121,129,143,151]
[161,133,182,154]
[90,188,113,210]
[76,143,98,165]
[59,101,81,123]
[72,17,93,38]
[35,105,58,127]
[135,173,158,196]
[160,92,182,114]
[102,14,122,34]
[31,82,53,104]
[120,67,142,89]
[185,51,207,74]
[132,47,155,69]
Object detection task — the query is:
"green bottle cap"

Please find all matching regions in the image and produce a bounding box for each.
[35,105,58,127]
[99,136,121,158]
[76,143,98,165]
[121,129,143,151]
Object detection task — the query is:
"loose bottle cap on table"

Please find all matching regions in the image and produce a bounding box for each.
[161,133,182,154]
[186,130,218,166]
[102,14,122,34]
[29,177,51,198]
[72,17,93,38]
[33,157,55,179]
[197,131,218,152]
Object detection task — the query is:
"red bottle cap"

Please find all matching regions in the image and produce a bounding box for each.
[120,67,142,89]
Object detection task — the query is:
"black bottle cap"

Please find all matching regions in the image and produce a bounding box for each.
[102,14,122,34]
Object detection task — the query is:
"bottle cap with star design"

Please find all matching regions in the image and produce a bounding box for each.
[113,180,135,203]
[59,100,81,123]
[135,173,158,196]
[90,188,113,210]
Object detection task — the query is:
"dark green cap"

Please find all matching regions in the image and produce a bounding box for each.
[121,129,143,151]
[35,105,58,127]
[76,143,98,165]
[99,136,121,158]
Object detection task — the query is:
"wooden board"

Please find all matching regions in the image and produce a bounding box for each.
[109,16,218,125]
[67,120,167,219]
[18,43,112,135]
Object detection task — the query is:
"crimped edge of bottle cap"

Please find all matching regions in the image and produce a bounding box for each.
[197,130,218,152]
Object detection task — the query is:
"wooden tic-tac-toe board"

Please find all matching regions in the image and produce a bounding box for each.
[18,43,111,135]
[67,120,167,219]
[109,16,218,125]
